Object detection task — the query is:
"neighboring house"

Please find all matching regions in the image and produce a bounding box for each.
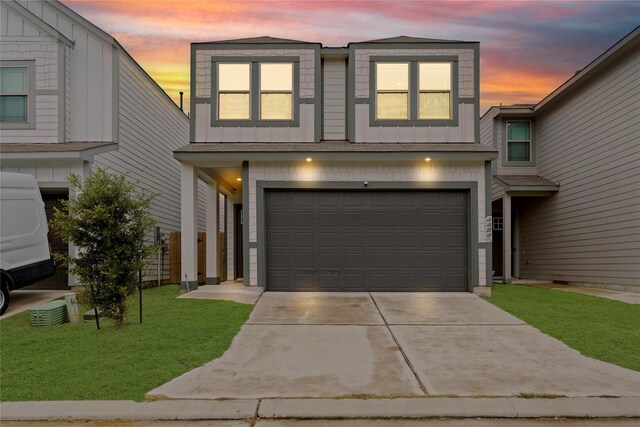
[480,26,640,292]
[0,0,195,289]
[177,36,497,293]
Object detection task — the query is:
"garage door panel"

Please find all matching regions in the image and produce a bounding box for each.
[268,212,290,226]
[266,190,468,292]
[293,253,314,268]
[446,212,467,227]
[445,233,466,248]
[419,233,442,247]
[319,212,340,226]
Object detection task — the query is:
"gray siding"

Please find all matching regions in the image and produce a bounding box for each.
[479,107,497,148]
[352,47,477,143]
[93,52,194,282]
[518,48,640,288]
[193,47,318,142]
[323,58,346,140]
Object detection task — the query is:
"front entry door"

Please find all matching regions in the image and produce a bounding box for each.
[234,204,243,279]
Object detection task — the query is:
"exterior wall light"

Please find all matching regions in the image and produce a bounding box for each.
[236,178,242,182]
[425,157,432,162]
[305,157,312,162]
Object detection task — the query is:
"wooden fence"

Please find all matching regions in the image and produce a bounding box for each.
[169,231,206,285]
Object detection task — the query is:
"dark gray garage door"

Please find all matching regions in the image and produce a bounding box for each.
[265,190,468,292]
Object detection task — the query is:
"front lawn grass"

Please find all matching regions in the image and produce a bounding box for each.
[487,284,640,371]
[0,285,253,401]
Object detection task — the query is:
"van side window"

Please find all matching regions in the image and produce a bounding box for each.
[0,197,39,237]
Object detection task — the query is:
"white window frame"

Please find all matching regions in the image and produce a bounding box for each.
[506,120,532,163]
[0,61,36,129]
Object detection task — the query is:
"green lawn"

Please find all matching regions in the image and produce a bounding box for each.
[0,285,253,402]
[487,284,640,371]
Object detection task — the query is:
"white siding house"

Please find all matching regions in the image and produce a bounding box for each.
[480,26,640,292]
[0,0,198,288]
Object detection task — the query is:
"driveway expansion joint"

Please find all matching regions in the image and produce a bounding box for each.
[368,292,430,396]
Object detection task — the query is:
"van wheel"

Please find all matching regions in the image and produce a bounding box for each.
[0,279,9,316]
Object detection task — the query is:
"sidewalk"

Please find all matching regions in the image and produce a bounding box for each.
[513,281,640,305]
[2,397,640,421]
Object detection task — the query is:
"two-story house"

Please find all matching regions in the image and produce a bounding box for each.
[480,26,639,292]
[177,36,497,294]
[0,0,195,289]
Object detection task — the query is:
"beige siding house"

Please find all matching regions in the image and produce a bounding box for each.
[480,26,640,292]
[0,0,199,289]
[178,36,497,294]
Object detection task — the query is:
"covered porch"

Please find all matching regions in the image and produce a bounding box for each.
[491,175,559,283]
[178,159,245,291]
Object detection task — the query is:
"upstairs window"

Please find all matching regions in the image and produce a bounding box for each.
[218,63,251,120]
[0,66,29,123]
[260,63,293,120]
[506,121,531,162]
[375,63,409,120]
[215,60,296,125]
[419,63,451,120]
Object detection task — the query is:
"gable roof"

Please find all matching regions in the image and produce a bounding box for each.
[194,36,319,45]
[353,35,475,44]
[40,0,186,118]
[4,1,73,47]
[533,25,639,113]
[487,25,640,117]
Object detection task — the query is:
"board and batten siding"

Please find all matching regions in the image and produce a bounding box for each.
[0,2,60,143]
[323,58,346,140]
[92,52,196,282]
[518,48,640,289]
[15,0,115,142]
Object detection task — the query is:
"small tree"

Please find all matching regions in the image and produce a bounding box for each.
[51,168,157,327]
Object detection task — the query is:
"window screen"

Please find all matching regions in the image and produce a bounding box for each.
[260,63,293,120]
[419,63,451,120]
[507,122,531,162]
[218,63,250,120]
[376,63,409,120]
[0,67,29,123]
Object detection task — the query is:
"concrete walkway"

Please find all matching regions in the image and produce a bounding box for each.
[149,292,640,399]
[178,282,263,304]
[2,397,640,422]
[517,282,640,304]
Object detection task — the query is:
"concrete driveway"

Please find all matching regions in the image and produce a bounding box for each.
[148,292,640,399]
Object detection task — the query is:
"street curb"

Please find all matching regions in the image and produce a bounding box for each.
[1,397,640,421]
[258,397,640,419]
[0,399,259,421]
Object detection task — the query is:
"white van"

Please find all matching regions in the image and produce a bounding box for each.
[0,172,55,315]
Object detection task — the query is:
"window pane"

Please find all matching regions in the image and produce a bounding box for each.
[219,93,250,120]
[261,93,292,120]
[507,122,530,141]
[508,141,530,162]
[218,63,250,91]
[419,63,451,91]
[376,63,408,91]
[377,92,408,119]
[0,67,28,94]
[0,95,28,122]
[419,92,451,119]
[260,63,293,91]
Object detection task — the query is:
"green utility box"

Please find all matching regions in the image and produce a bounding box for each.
[29,300,69,327]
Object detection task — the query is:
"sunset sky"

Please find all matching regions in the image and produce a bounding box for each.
[62,0,640,114]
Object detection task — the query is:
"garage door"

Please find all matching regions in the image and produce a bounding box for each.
[265,190,468,292]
